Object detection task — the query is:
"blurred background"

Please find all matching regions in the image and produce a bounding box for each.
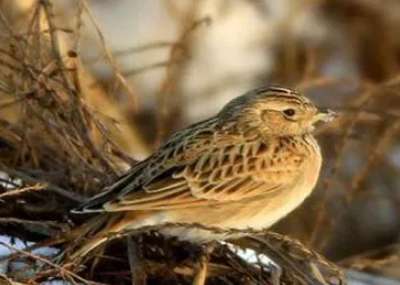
[1,0,400,283]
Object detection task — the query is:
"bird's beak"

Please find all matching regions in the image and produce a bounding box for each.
[313,108,337,123]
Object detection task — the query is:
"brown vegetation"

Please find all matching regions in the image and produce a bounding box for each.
[1,0,400,284]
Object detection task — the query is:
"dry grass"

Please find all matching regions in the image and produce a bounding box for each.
[1,0,400,284]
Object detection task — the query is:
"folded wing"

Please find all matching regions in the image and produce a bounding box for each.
[103,140,303,211]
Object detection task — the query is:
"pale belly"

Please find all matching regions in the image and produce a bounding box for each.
[160,180,316,242]
[128,161,321,242]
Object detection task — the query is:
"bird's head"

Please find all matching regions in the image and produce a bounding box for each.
[218,86,336,137]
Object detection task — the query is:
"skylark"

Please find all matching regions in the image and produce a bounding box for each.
[70,86,335,259]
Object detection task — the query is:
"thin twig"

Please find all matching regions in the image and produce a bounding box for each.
[84,41,181,64]
[80,0,138,110]
[127,236,146,285]
[308,84,376,247]
[0,183,45,199]
[40,0,73,92]
[0,241,101,285]
[348,119,400,201]
[123,60,182,77]
[0,167,84,202]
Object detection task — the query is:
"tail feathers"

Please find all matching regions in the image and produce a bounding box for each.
[68,234,108,261]
[55,212,149,262]
[51,213,121,261]
[67,213,129,261]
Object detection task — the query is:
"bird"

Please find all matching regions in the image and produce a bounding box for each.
[68,86,336,260]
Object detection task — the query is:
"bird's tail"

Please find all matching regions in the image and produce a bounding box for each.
[41,213,128,262]
[44,211,149,263]
[66,213,128,261]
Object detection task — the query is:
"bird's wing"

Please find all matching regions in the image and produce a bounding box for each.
[72,160,148,213]
[75,117,226,212]
[103,137,305,211]
[72,118,224,213]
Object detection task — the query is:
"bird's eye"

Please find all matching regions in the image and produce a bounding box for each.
[283,109,296,116]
